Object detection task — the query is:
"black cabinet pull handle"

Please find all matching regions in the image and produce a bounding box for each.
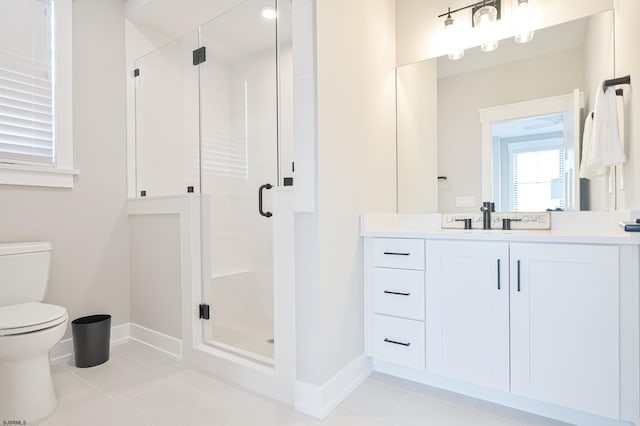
[258,183,273,218]
[384,338,411,347]
[383,252,410,256]
[497,259,501,290]
[384,290,411,296]
[517,260,521,292]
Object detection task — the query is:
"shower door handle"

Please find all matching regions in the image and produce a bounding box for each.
[259,183,273,218]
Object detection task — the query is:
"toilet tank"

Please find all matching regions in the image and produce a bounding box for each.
[0,242,52,307]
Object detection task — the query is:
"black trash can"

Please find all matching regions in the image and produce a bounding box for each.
[71,314,111,368]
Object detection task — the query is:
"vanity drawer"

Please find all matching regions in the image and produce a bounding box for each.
[371,314,425,370]
[371,238,425,270]
[372,267,425,320]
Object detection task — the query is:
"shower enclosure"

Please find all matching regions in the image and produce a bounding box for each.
[134,0,291,365]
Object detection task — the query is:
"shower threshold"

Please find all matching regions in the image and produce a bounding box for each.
[205,339,275,367]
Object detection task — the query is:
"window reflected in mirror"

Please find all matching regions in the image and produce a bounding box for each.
[493,114,566,212]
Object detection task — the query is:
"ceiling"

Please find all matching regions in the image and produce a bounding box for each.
[126,0,291,64]
[493,113,564,139]
[125,0,247,39]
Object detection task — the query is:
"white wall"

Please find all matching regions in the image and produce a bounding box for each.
[583,12,615,111]
[397,59,438,213]
[613,0,640,210]
[438,47,584,212]
[0,0,129,336]
[295,0,397,385]
[129,214,181,338]
[582,11,615,211]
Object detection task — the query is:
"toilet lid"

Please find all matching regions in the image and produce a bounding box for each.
[0,302,68,336]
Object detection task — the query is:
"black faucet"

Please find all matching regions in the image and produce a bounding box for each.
[480,201,495,230]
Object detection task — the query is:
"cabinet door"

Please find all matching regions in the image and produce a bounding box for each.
[426,240,510,391]
[510,243,619,419]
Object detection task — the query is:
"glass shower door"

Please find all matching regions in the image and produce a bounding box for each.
[134,32,199,197]
[199,0,278,363]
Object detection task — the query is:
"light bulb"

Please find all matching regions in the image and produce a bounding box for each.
[515,31,534,43]
[513,0,535,43]
[444,15,454,29]
[449,50,465,60]
[444,13,465,61]
[481,40,499,52]
[473,4,499,53]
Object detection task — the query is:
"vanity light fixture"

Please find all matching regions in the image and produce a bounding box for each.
[261,6,277,20]
[513,0,535,43]
[438,0,502,58]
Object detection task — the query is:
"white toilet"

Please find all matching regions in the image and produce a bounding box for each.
[0,242,68,422]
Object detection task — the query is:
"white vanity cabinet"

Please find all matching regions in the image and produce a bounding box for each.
[424,240,510,392]
[509,243,620,419]
[364,232,637,424]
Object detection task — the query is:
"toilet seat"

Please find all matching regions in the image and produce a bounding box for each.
[0,302,68,336]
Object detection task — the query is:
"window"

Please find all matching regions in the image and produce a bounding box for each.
[510,143,565,211]
[0,0,53,164]
[491,110,570,212]
[482,92,582,211]
[0,0,75,188]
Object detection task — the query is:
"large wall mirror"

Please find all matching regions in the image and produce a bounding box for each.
[397,10,615,213]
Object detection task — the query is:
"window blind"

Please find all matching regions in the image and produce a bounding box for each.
[0,0,54,166]
[511,147,565,211]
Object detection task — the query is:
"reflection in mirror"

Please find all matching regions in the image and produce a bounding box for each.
[493,113,567,212]
[396,10,614,213]
[479,90,583,213]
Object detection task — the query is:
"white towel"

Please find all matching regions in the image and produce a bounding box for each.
[579,85,626,178]
[617,93,625,190]
[579,111,603,178]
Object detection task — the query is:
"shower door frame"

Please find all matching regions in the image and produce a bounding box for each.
[196,4,280,362]
[130,0,295,403]
[177,192,295,404]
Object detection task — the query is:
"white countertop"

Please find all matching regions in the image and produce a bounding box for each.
[361,212,640,245]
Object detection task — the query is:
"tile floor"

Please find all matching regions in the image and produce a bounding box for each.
[29,341,571,426]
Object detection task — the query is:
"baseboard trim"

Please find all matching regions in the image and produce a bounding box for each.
[49,323,182,363]
[373,360,625,426]
[49,336,73,362]
[129,323,182,361]
[295,354,373,419]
